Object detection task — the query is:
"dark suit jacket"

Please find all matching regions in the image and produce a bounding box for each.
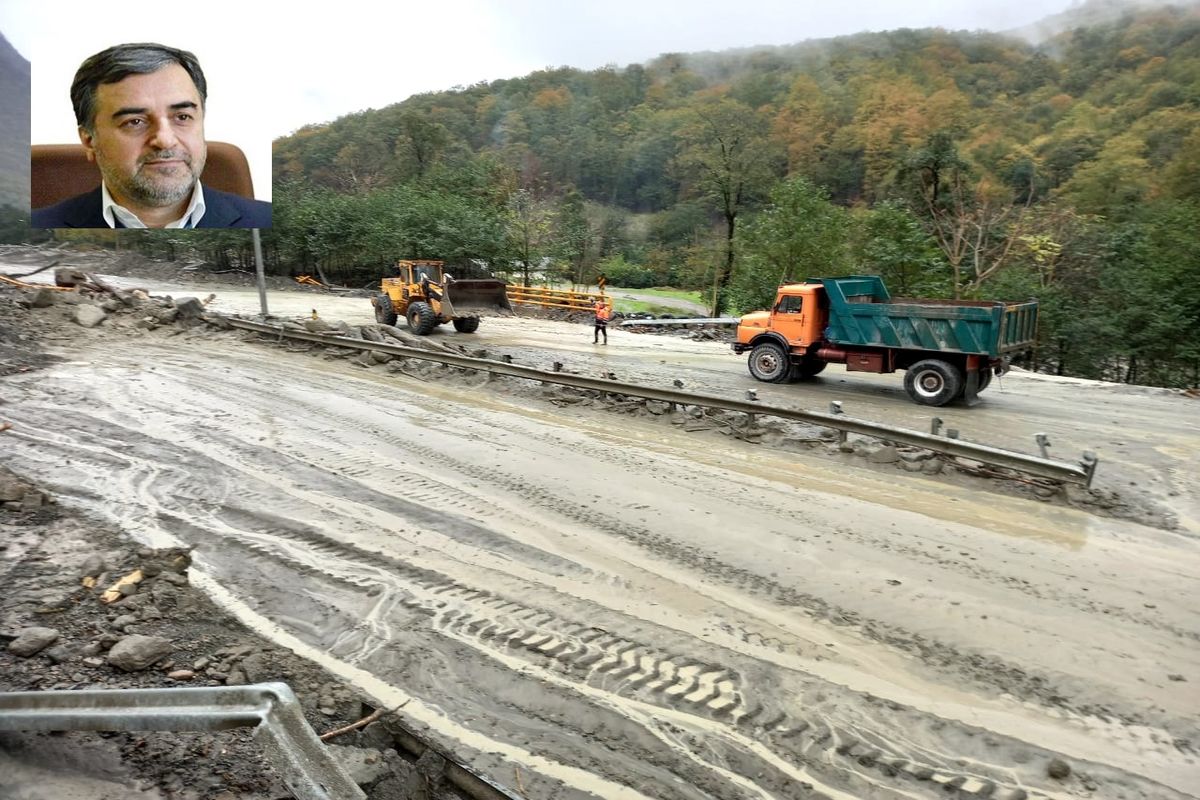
[31,185,272,229]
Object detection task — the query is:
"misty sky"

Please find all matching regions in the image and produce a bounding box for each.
[2,0,1082,197]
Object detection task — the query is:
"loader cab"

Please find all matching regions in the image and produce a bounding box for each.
[770,283,827,347]
[395,259,445,286]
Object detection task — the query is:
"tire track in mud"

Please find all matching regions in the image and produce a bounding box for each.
[378,434,1107,721]
[4,359,1193,799]
[412,400,1200,734]
[152,499,1049,800]
[0,381,1035,798]
[443,407,1199,645]
[23,374,1171,786]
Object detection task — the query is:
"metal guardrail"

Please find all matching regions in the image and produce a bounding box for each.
[222,318,1097,486]
[619,317,739,326]
[0,682,365,800]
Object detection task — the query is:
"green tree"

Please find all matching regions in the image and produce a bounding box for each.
[851,201,948,296]
[730,176,850,313]
[1097,200,1200,386]
[674,97,783,315]
[1059,135,1154,222]
[552,187,593,285]
[506,189,555,286]
[393,111,453,180]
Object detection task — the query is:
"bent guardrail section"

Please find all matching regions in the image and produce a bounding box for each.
[0,682,365,800]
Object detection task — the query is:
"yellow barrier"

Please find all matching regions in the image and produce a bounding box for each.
[0,275,74,291]
[506,285,610,313]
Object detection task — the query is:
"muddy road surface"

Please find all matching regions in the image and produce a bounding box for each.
[1,279,1198,800]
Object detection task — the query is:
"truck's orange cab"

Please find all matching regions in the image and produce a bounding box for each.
[735,282,827,352]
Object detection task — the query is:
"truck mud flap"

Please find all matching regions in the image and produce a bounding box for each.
[443,280,514,317]
[962,370,981,406]
[962,355,984,407]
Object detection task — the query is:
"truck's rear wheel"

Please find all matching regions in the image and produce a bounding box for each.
[452,317,480,333]
[748,342,791,383]
[406,301,437,335]
[373,293,397,326]
[904,359,963,406]
[789,358,827,381]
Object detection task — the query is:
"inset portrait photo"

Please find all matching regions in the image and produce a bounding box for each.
[31,43,271,229]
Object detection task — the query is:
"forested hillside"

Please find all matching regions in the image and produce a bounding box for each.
[11,2,1200,387]
[0,34,31,210]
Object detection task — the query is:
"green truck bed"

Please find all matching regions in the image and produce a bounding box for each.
[816,276,1038,358]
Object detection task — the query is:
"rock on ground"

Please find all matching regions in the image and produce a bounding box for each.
[107,634,172,671]
[7,627,59,657]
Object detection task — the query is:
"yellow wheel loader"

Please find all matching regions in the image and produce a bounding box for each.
[371,260,513,335]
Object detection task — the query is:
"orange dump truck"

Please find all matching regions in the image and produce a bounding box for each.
[732,276,1038,406]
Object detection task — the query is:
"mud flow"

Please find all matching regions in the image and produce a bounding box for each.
[1,270,1198,799]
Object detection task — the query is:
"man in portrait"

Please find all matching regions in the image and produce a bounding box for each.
[31,43,271,229]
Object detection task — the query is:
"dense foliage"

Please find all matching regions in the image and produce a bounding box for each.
[10,3,1199,386]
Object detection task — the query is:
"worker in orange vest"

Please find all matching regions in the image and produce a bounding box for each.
[593,299,611,344]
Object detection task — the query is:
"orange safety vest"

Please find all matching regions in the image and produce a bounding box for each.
[594,303,611,321]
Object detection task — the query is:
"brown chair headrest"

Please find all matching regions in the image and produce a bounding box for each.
[31,142,254,209]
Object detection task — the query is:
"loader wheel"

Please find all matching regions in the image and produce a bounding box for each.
[747,342,791,383]
[789,358,827,381]
[406,301,437,335]
[452,317,480,333]
[904,359,963,406]
[373,293,397,326]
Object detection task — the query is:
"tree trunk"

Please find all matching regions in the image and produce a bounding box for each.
[314,262,332,286]
[709,211,737,317]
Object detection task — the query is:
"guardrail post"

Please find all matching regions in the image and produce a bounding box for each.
[1035,433,1051,459]
[829,401,847,444]
[931,416,943,436]
[1081,451,1099,488]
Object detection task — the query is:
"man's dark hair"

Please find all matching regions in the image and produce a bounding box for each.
[71,43,207,132]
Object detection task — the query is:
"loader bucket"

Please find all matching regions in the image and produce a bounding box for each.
[442,279,514,317]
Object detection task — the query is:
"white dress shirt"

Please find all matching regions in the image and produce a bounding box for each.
[101,181,207,229]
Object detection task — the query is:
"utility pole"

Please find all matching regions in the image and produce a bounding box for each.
[252,228,268,317]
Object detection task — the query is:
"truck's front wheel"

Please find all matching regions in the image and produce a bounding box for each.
[904,359,963,406]
[748,342,791,383]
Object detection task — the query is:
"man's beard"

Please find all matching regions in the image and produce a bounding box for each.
[101,148,206,208]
